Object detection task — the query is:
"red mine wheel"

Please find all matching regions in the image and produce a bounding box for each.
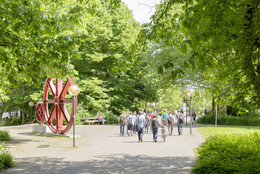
[35,102,46,123]
[42,76,77,134]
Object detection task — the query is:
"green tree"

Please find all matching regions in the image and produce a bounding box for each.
[139,0,259,111]
[0,0,153,121]
[71,0,156,115]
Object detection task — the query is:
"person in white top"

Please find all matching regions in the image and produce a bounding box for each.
[167,111,175,136]
[127,112,134,136]
[136,110,146,142]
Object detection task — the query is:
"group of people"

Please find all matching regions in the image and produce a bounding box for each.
[119,109,185,142]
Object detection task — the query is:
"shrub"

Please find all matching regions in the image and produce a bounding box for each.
[0,131,11,141]
[102,111,118,124]
[192,132,260,174]
[4,117,21,126]
[199,114,260,126]
[0,143,15,171]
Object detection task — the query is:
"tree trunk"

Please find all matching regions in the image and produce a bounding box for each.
[21,111,25,124]
[20,110,22,123]
[212,96,216,111]
[0,109,3,120]
[223,104,227,115]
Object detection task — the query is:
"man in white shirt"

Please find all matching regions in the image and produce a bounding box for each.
[136,110,146,142]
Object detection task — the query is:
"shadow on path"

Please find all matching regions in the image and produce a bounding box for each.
[4,154,194,174]
[7,138,40,145]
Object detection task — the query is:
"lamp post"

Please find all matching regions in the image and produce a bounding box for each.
[182,93,188,126]
[29,101,34,121]
[187,89,195,134]
[68,85,80,147]
[215,104,218,127]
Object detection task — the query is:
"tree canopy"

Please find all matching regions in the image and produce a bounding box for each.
[138,0,259,112]
[0,0,155,119]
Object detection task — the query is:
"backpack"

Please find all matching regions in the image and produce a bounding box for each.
[152,119,158,129]
[162,113,167,121]
[120,115,125,123]
[178,115,184,124]
[128,115,133,126]
[168,116,173,124]
[145,116,149,125]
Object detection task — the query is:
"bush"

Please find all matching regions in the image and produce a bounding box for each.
[102,111,118,124]
[0,131,11,141]
[4,117,21,126]
[0,143,15,171]
[192,132,260,174]
[199,114,260,126]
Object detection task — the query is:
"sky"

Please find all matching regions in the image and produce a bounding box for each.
[121,0,161,24]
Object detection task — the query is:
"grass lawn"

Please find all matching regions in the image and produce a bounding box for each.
[197,125,260,138]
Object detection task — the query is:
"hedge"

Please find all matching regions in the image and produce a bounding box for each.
[192,132,260,173]
[199,114,260,126]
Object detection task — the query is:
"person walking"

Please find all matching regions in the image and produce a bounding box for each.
[150,112,154,119]
[153,110,158,116]
[119,111,126,136]
[125,113,129,135]
[145,113,150,133]
[176,110,184,135]
[161,110,168,126]
[133,111,137,134]
[136,111,145,142]
[151,115,160,142]
[192,111,196,123]
[127,112,134,136]
[167,111,174,136]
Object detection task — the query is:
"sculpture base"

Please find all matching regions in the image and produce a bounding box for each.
[66,134,81,138]
[32,125,52,134]
[32,125,81,138]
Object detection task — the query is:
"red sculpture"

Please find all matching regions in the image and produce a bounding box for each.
[35,76,77,134]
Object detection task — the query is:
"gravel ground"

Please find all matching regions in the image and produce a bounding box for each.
[1,122,204,174]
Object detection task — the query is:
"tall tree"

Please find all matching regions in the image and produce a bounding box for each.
[71,0,157,114]
[0,0,154,118]
[138,0,260,109]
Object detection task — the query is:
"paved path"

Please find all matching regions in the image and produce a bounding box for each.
[1,123,204,174]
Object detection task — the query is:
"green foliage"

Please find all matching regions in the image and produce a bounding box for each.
[142,45,190,86]
[71,0,145,115]
[0,131,11,141]
[186,89,212,114]
[0,0,147,121]
[141,45,213,113]
[192,132,260,174]
[157,86,183,111]
[0,0,78,84]
[0,143,15,171]
[3,117,21,126]
[78,78,109,116]
[75,102,91,125]
[200,114,260,126]
[102,111,118,124]
[140,0,260,111]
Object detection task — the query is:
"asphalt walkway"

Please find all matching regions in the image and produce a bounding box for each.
[1,123,204,174]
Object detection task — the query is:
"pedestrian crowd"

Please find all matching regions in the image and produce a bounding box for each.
[118,109,185,143]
